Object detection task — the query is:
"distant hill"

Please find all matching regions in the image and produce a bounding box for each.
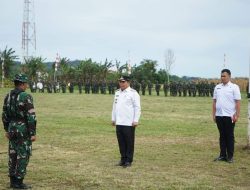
[14,60,82,69]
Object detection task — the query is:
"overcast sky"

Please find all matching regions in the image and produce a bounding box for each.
[1,0,250,78]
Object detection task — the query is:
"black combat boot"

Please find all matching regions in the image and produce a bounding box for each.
[12,178,31,189]
[10,176,16,188]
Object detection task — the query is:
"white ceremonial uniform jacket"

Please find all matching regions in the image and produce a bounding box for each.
[112,86,141,126]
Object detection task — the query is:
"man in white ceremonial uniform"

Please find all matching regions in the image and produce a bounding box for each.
[112,75,141,168]
[212,69,241,163]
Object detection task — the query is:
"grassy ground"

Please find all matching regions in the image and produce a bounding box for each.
[0,89,249,190]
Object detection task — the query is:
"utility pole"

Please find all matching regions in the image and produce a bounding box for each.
[22,0,36,63]
[223,53,226,68]
[127,50,131,75]
[54,53,60,82]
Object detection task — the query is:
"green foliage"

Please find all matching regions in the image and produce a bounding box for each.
[56,57,70,81]
[21,57,47,81]
[77,59,100,81]
[0,46,19,79]
[132,59,158,82]
[0,47,191,83]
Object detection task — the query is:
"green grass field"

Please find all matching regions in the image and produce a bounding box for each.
[0,89,249,190]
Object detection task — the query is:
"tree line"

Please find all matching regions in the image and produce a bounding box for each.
[0,47,187,84]
[0,46,247,91]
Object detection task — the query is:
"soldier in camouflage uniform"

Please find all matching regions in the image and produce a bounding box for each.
[182,82,188,97]
[85,79,91,94]
[177,81,182,97]
[61,81,66,93]
[148,81,153,95]
[155,81,161,96]
[69,81,74,93]
[141,80,146,96]
[134,80,141,94]
[170,81,177,96]
[187,82,192,97]
[108,80,116,95]
[101,80,107,94]
[209,82,215,97]
[163,82,169,97]
[112,81,116,94]
[2,74,37,189]
[78,80,83,94]
[47,82,53,93]
[204,80,210,97]
[191,81,197,97]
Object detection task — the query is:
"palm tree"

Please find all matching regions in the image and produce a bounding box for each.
[58,57,70,81]
[115,60,127,75]
[99,58,114,80]
[22,57,46,81]
[0,46,18,79]
[77,59,100,82]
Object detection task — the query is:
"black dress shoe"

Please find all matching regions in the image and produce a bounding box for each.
[123,162,132,168]
[213,156,227,162]
[227,158,233,163]
[115,161,125,166]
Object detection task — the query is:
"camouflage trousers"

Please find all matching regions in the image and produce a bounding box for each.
[8,138,32,179]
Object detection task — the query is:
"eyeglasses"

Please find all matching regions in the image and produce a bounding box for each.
[119,81,126,83]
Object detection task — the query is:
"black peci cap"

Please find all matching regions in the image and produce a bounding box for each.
[118,75,130,82]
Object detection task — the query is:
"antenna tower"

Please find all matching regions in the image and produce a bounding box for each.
[22,0,36,63]
[223,53,226,68]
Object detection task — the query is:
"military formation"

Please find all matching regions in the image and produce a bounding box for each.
[28,79,216,97]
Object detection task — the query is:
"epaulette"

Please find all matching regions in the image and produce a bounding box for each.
[130,88,136,92]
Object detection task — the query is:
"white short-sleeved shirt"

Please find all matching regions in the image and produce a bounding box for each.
[112,86,141,126]
[213,81,241,117]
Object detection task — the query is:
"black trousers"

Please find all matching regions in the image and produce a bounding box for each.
[215,116,235,159]
[116,125,135,163]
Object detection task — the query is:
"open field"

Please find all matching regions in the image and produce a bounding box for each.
[0,89,249,190]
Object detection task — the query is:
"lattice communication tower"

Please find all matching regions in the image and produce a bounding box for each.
[22,0,36,63]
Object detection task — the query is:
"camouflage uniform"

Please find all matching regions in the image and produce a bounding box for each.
[2,74,37,188]
[148,81,153,95]
[182,82,187,97]
[78,81,83,94]
[61,82,66,93]
[163,82,169,97]
[155,82,161,96]
[141,81,146,96]
[85,80,90,94]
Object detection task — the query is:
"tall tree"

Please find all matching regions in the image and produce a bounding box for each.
[22,57,46,81]
[0,47,18,79]
[115,60,128,76]
[133,59,157,82]
[58,57,70,81]
[99,58,114,80]
[164,49,175,84]
[77,59,100,82]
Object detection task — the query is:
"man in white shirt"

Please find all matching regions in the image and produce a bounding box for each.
[212,69,241,163]
[112,75,141,168]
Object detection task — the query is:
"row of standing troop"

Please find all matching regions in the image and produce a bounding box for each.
[29,80,216,97]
